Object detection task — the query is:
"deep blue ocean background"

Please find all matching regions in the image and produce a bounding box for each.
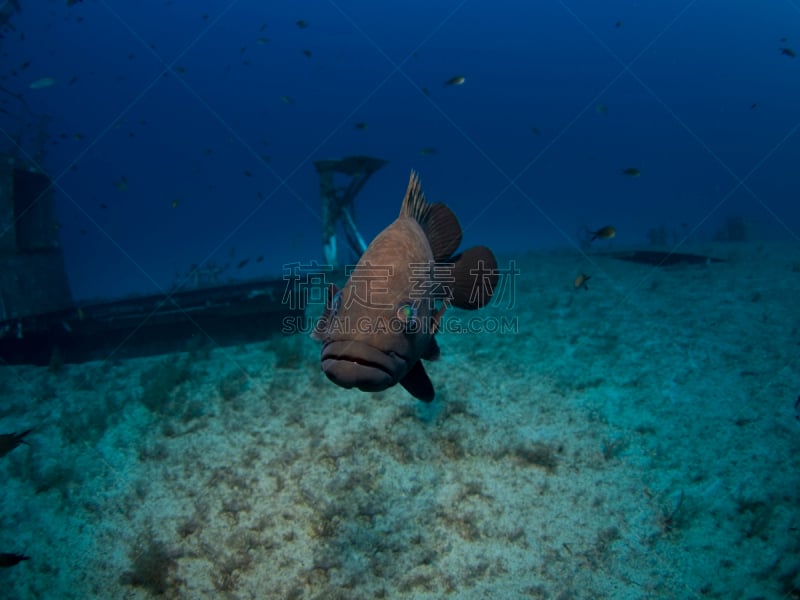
[2,0,799,300]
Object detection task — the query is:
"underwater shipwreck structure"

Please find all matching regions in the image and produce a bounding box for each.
[0,154,301,366]
[314,155,388,268]
[0,155,72,321]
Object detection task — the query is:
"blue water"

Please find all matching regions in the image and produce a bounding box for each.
[1,2,800,599]
[2,0,798,299]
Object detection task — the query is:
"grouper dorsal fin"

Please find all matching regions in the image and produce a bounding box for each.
[400,171,463,261]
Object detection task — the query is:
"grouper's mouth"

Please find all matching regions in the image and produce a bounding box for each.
[320,340,407,392]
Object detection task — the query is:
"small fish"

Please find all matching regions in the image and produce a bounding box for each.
[615,20,621,28]
[574,273,591,291]
[0,553,30,568]
[750,103,758,110]
[256,37,269,45]
[244,170,253,177]
[171,199,180,209]
[175,66,186,74]
[236,258,250,269]
[0,429,31,458]
[590,226,616,242]
[255,255,264,263]
[421,86,430,96]
[66,0,83,5]
[531,127,541,135]
[444,76,465,86]
[29,77,56,89]
[596,104,609,116]
[68,75,78,85]
[419,147,437,156]
[280,95,295,105]
[312,171,498,402]
[114,176,128,191]
[354,122,368,130]
[302,49,312,58]
[620,167,640,177]
[779,47,796,58]
[20,60,30,70]
[296,19,308,29]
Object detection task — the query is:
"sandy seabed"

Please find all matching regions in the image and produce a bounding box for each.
[1,242,798,599]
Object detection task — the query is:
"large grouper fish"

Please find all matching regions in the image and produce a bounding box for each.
[312,171,498,402]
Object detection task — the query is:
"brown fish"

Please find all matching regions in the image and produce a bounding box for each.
[312,171,498,402]
[590,226,616,242]
[0,429,31,458]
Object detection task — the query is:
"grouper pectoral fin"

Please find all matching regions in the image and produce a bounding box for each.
[400,361,435,402]
[420,306,445,361]
[446,245,498,309]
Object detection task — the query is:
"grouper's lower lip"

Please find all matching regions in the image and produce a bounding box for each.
[320,340,405,392]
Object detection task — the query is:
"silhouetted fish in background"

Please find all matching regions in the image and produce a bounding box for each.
[590,226,616,242]
[574,273,591,290]
[0,553,29,568]
[0,429,31,457]
[444,76,466,86]
[313,172,498,402]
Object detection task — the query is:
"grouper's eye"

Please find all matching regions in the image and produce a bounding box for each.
[396,302,420,333]
[396,302,416,322]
